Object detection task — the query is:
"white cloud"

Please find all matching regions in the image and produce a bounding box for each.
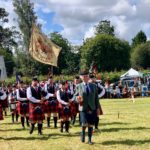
[0,0,18,29]
[84,26,95,40]
[1,0,150,44]
[37,18,47,25]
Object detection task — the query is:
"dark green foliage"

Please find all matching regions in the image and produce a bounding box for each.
[0,8,18,75]
[13,0,37,50]
[50,32,80,74]
[131,30,147,48]
[131,42,150,69]
[95,20,115,36]
[80,34,131,71]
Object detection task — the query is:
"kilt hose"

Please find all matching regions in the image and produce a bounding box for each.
[44,100,59,114]
[58,103,72,119]
[17,101,29,116]
[29,102,45,122]
[0,104,3,120]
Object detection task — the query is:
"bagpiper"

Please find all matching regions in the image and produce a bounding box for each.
[70,76,80,125]
[44,76,58,128]
[27,76,51,135]
[89,74,105,130]
[0,89,7,121]
[8,84,19,123]
[16,81,30,128]
[56,81,73,133]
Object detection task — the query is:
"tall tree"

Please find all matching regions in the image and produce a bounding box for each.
[13,0,37,50]
[80,34,131,72]
[0,8,18,75]
[0,8,18,51]
[50,32,80,74]
[95,20,115,36]
[13,0,42,76]
[131,41,150,69]
[131,30,147,48]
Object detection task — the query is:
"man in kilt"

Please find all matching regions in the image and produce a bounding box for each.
[56,81,73,133]
[89,74,105,131]
[16,81,30,128]
[8,84,19,123]
[0,83,8,116]
[0,89,7,121]
[75,70,100,144]
[70,76,80,125]
[27,76,51,135]
[44,76,58,128]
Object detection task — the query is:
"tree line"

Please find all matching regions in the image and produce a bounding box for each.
[0,0,149,77]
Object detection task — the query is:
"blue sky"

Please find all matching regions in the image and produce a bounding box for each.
[36,10,64,34]
[1,0,150,45]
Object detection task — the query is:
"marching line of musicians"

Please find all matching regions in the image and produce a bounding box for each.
[0,70,105,144]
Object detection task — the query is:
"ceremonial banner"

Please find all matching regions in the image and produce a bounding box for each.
[29,24,61,66]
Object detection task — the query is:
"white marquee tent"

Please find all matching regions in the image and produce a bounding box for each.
[120,68,143,79]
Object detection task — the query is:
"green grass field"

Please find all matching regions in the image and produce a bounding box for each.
[0,98,150,150]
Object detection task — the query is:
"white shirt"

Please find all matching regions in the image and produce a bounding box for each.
[56,89,68,105]
[44,83,55,97]
[27,86,51,103]
[16,89,27,101]
[0,91,7,100]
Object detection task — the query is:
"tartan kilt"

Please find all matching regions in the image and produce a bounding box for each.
[58,103,71,119]
[70,101,79,116]
[29,103,45,122]
[0,98,8,108]
[0,105,3,120]
[44,100,59,114]
[17,101,29,115]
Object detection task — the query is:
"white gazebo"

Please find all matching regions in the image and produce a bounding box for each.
[120,68,143,79]
[0,56,7,80]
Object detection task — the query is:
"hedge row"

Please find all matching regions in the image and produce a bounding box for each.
[3,69,150,85]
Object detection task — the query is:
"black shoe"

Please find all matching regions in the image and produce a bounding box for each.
[81,136,85,143]
[60,128,63,133]
[30,129,33,134]
[29,124,35,134]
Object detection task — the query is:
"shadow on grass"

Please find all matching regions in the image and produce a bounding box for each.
[0,128,29,132]
[0,131,80,141]
[101,127,150,132]
[101,139,150,146]
[1,122,20,125]
[100,122,130,126]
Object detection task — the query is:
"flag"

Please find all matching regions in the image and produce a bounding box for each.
[29,24,62,66]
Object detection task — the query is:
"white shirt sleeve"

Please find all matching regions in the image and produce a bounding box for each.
[44,83,48,92]
[44,84,55,97]
[44,93,54,99]
[27,87,41,103]
[98,83,105,98]
[0,91,7,100]
[16,89,27,101]
[56,90,68,105]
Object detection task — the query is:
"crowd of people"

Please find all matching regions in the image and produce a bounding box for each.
[0,71,105,145]
[104,76,150,99]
